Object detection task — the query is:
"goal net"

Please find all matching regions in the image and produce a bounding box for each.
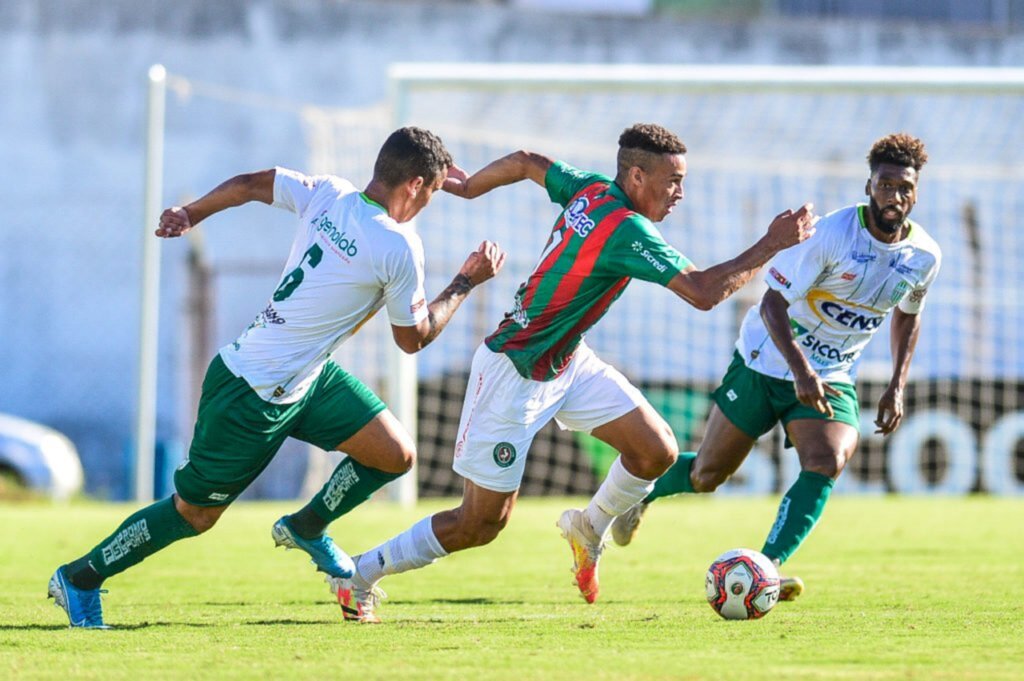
[161,65,1024,501]
[373,64,1024,497]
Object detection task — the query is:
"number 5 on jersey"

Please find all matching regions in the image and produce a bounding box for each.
[273,244,323,302]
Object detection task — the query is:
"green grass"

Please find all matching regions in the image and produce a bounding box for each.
[2,496,1023,680]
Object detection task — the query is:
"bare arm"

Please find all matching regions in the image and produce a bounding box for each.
[666,204,818,311]
[442,151,553,199]
[155,169,276,238]
[391,241,507,353]
[760,288,841,417]
[875,307,922,434]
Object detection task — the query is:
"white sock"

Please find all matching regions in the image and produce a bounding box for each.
[585,456,655,539]
[355,515,448,586]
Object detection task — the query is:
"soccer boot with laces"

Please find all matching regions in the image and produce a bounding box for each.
[47,565,110,629]
[610,501,649,547]
[779,575,805,602]
[327,564,385,624]
[556,509,605,604]
[272,515,355,579]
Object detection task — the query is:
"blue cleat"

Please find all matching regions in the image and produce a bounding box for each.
[48,565,110,629]
[272,516,354,579]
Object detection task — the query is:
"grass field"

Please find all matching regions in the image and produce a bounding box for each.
[2,495,1023,680]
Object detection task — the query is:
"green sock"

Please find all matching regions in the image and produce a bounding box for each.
[761,471,835,565]
[645,452,697,502]
[304,457,402,530]
[71,496,199,586]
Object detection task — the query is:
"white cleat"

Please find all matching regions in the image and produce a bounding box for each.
[556,509,604,604]
[326,561,386,624]
[610,501,649,547]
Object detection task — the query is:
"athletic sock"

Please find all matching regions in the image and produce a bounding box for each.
[355,515,448,585]
[68,496,200,587]
[296,456,403,537]
[645,451,696,502]
[584,456,656,539]
[761,470,835,565]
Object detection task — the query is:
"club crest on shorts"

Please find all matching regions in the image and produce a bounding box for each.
[492,442,517,468]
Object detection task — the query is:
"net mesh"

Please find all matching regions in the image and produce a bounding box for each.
[170,68,1024,497]
[383,73,1024,496]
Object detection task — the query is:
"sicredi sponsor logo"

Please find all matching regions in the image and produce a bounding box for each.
[313,213,358,257]
[565,197,596,237]
[800,334,859,365]
[631,241,668,273]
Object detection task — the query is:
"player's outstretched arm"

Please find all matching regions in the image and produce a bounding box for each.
[391,241,506,353]
[155,169,276,238]
[760,289,840,417]
[666,204,817,311]
[875,308,922,434]
[442,151,553,199]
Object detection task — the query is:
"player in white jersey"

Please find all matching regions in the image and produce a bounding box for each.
[47,127,505,629]
[611,133,941,602]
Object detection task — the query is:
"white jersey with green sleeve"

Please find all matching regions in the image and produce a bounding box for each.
[218,166,429,404]
[737,204,941,384]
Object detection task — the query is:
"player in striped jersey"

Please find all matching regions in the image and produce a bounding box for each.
[47,127,505,628]
[329,124,817,620]
[611,133,941,603]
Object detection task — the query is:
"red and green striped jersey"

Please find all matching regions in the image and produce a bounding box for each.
[485,161,692,381]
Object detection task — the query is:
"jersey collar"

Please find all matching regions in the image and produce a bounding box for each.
[359,192,387,212]
[609,180,635,211]
[857,203,915,242]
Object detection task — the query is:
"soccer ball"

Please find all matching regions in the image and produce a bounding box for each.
[705,548,780,620]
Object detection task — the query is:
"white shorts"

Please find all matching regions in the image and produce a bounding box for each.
[451,341,647,493]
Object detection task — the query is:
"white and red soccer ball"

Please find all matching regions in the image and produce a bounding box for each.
[705,548,781,620]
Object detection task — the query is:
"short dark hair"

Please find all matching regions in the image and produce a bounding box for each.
[617,123,687,176]
[373,126,453,188]
[867,133,928,173]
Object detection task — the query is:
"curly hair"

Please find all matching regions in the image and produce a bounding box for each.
[373,126,453,188]
[867,133,928,173]
[616,123,687,177]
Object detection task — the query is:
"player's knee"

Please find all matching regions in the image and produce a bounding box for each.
[623,433,678,479]
[379,443,416,475]
[802,454,844,480]
[690,464,727,493]
[454,512,508,549]
[176,500,226,534]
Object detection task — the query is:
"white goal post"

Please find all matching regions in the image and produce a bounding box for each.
[139,64,1024,502]
[384,63,1024,497]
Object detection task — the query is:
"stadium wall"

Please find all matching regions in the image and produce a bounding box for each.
[2,0,1022,498]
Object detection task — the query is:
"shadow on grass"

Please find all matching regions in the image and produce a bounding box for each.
[3,619,344,631]
[393,597,525,605]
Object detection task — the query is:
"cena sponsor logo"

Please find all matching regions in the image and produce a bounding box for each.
[820,301,884,331]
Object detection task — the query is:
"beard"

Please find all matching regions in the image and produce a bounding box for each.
[869,197,905,235]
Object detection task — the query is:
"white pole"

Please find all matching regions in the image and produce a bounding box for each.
[134,64,166,502]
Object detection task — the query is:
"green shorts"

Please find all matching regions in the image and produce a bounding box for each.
[711,351,859,442]
[174,354,386,506]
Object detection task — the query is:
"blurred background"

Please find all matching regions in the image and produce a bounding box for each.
[2,0,1023,503]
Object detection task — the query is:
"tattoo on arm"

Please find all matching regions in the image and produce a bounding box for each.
[421,274,475,348]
